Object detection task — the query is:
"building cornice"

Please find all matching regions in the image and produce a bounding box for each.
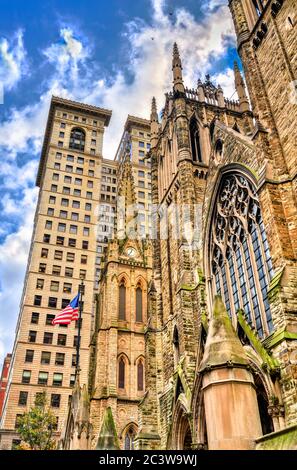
[36,96,112,187]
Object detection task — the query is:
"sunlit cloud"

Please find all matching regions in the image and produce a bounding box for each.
[0,29,28,92]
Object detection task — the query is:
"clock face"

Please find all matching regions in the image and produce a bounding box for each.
[126,247,136,257]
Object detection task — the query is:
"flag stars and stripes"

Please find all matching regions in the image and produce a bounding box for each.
[52,294,79,325]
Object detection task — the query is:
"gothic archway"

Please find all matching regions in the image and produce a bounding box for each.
[170,395,193,450]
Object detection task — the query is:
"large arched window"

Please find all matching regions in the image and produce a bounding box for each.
[137,359,144,391]
[69,127,86,151]
[210,173,274,338]
[119,279,126,320]
[135,284,143,322]
[189,117,202,162]
[124,425,136,450]
[118,357,125,389]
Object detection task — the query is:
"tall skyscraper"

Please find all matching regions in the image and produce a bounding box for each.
[115,115,152,238]
[0,97,112,449]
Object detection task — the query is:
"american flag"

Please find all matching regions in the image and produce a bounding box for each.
[52,294,79,325]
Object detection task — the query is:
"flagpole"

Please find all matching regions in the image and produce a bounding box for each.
[75,279,84,377]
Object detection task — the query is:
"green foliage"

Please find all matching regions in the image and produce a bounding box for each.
[16,392,57,450]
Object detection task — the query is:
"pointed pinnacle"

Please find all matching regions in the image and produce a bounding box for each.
[152,96,157,114]
[173,42,179,57]
[151,96,158,122]
[234,61,240,73]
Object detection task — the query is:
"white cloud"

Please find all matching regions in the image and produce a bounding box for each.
[0,29,27,92]
[0,187,37,367]
[43,27,90,81]
[213,67,237,99]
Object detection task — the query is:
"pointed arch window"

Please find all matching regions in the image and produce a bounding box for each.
[137,360,144,391]
[189,118,202,162]
[136,285,143,322]
[124,426,136,450]
[118,357,125,389]
[119,279,126,320]
[69,128,85,151]
[210,173,274,338]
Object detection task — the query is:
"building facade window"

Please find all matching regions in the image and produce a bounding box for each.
[57,334,67,346]
[25,349,34,362]
[41,351,51,365]
[53,373,63,387]
[51,394,61,408]
[28,330,37,343]
[210,173,274,338]
[22,370,31,384]
[38,371,48,385]
[55,353,65,366]
[69,128,85,151]
[43,332,53,344]
[18,391,28,406]
[31,312,40,324]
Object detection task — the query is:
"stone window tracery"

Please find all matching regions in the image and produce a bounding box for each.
[124,426,136,450]
[210,174,274,337]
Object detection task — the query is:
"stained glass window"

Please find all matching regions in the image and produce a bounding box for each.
[124,427,136,450]
[210,174,274,337]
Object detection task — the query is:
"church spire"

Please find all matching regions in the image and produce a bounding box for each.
[150,97,159,149]
[151,96,158,121]
[172,42,185,93]
[234,61,250,112]
[116,142,138,240]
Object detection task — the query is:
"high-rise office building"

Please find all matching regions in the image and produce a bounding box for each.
[0,96,112,449]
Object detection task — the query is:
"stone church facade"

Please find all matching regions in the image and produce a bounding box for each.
[61,0,297,450]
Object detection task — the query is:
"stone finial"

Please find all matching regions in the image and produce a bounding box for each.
[173,42,180,59]
[217,84,225,108]
[151,97,158,122]
[199,295,248,373]
[234,61,250,112]
[172,42,184,93]
[150,97,159,149]
[197,78,205,101]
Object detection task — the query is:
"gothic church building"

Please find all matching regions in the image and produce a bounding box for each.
[62,0,297,450]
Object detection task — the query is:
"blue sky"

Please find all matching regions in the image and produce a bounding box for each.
[0,0,239,366]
